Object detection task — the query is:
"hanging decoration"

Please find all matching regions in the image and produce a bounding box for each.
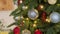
[22,6,28,10]
[15,16,24,21]
[48,0,57,5]
[18,0,23,5]
[22,29,31,34]
[50,12,60,23]
[37,4,44,11]
[33,24,37,27]
[13,27,20,34]
[41,11,47,22]
[28,9,39,20]
[34,29,42,34]
[46,17,51,23]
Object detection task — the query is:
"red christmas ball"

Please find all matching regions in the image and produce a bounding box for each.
[13,27,20,34]
[34,29,42,34]
[41,11,47,22]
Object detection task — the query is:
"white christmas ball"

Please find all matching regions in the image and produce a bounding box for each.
[48,0,57,5]
[28,9,39,20]
[50,12,60,23]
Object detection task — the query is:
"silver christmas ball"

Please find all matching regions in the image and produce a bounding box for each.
[48,0,57,5]
[50,12,60,23]
[22,29,31,34]
[28,9,39,20]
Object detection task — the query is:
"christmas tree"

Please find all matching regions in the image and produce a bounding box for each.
[8,0,60,34]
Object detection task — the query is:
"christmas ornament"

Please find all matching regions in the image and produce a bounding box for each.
[50,12,60,23]
[13,27,20,34]
[26,18,29,20]
[15,16,20,20]
[37,4,44,11]
[23,20,25,23]
[34,29,42,34]
[18,0,23,5]
[34,21,37,24]
[41,11,47,22]
[22,29,31,34]
[46,17,51,23]
[28,9,39,20]
[15,16,24,20]
[48,0,57,5]
[22,6,28,10]
[33,24,36,27]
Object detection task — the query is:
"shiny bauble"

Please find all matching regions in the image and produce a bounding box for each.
[33,24,37,27]
[15,16,20,20]
[48,0,57,5]
[28,9,39,20]
[13,27,20,34]
[15,16,24,21]
[50,12,60,23]
[18,0,23,5]
[22,6,28,10]
[46,17,51,23]
[22,29,31,34]
[41,11,47,22]
[37,5,44,11]
[34,29,42,34]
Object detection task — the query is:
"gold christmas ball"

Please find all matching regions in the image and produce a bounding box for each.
[33,24,36,27]
[37,4,44,11]
[22,6,28,10]
[22,29,31,34]
[23,20,25,23]
[40,5,44,9]
[34,21,37,24]
[26,18,29,20]
[46,18,51,23]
